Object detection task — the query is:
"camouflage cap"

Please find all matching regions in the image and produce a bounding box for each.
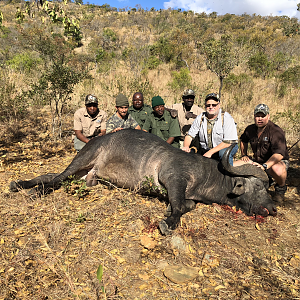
[182,89,195,97]
[205,93,220,102]
[85,94,98,105]
[254,104,270,116]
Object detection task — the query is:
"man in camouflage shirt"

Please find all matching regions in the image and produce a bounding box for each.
[143,96,181,148]
[106,94,141,134]
[128,92,152,128]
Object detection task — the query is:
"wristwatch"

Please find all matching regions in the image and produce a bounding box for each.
[262,163,268,171]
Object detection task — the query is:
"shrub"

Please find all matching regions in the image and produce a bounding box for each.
[6,52,42,73]
[277,65,300,97]
[247,51,272,79]
[168,68,192,92]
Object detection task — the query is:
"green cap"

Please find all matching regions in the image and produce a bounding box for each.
[152,96,165,108]
[116,94,129,107]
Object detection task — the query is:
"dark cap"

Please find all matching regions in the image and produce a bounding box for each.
[254,104,270,116]
[205,93,220,102]
[116,94,129,107]
[85,94,98,105]
[182,89,195,97]
[152,96,165,108]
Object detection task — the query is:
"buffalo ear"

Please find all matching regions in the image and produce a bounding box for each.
[231,178,245,195]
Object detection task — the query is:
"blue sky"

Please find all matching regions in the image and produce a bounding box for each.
[87,0,300,18]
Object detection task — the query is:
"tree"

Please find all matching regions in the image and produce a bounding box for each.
[27,33,89,139]
[199,35,239,99]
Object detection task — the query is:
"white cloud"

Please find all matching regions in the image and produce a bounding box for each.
[163,0,300,17]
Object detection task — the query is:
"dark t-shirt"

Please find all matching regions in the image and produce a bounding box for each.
[240,120,289,163]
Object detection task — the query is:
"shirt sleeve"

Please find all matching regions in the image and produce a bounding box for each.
[142,115,152,132]
[74,110,83,131]
[187,114,203,138]
[106,116,116,134]
[270,127,288,157]
[223,112,238,141]
[129,114,139,129]
[168,117,181,137]
[99,112,107,130]
[240,126,250,143]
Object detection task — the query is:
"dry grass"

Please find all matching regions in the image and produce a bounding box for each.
[0,117,300,300]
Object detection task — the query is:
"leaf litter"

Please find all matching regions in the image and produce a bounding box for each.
[0,131,300,299]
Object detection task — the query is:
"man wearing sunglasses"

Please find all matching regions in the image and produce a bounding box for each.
[182,93,238,165]
[166,89,204,148]
[73,94,107,152]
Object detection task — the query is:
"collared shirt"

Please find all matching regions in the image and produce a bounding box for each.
[128,104,153,128]
[106,112,139,134]
[240,120,289,163]
[142,110,181,148]
[188,109,238,150]
[74,107,107,138]
[168,103,204,138]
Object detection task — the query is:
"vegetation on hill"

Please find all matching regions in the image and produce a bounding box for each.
[0,1,300,142]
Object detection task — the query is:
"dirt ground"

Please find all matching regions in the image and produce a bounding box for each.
[0,120,300,300]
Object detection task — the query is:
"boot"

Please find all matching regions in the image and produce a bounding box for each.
[273,184,287,204]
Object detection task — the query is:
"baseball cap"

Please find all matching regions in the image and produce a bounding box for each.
[182,89,195,97]
[205,93,220,102]
[116,94,129,107]
[85,94,98,105]
[254,104,270,116]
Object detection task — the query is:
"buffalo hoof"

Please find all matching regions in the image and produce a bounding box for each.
[164,204,172,217]
[10,181,21,192]
[159,220,173,235]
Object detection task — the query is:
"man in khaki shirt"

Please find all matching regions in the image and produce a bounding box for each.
[73,94,107,152]
[167,89,204,147]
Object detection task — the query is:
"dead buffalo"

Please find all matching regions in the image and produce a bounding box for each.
[10,129,276,235]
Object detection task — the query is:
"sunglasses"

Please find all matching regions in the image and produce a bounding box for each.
[205,103,219,108]
[86,103,98,107]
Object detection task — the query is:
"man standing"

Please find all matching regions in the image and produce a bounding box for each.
[143,96,181,148]
[106,93,141,134]
[168,89,204,147]
[182,93,238,165]
[239,104,289,203]
[128,92,152,128]
[73,94,107,152]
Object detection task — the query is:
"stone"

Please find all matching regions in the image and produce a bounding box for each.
[170,235,188,252]
[140,235,157,249]
[164,265,199,284]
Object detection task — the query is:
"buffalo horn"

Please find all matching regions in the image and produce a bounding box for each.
[221,144,269,183]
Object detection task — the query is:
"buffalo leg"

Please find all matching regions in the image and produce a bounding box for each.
[10,173,59,192]
[158,178,191,235]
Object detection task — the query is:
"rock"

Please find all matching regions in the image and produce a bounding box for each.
[202,253,220,268]
[156,260,169,270]
[170,235,188,252]
[140,235,157,249]
[164,265,199,284]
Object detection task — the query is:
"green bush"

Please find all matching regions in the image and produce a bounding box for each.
[168,68,192,92]
[223,73,254,104]
[145,56,161,70]
[277,65,300,97]
[247,51,272,79]
[6,52,42,73]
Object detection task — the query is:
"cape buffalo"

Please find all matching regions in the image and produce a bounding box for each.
[10,129,276,235]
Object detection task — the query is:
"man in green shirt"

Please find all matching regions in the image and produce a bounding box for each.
[143,96,181,148]
[128,92,152,128]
